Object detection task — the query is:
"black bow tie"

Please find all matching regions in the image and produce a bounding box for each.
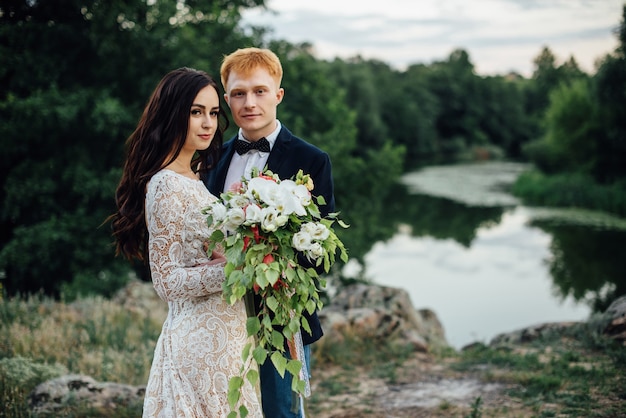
[234,137,270,155]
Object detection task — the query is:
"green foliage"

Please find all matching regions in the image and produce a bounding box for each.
[512,170,626,217]
[0,356,67,392]
[1,0,624,300]
[0,0,264,297]
[522,7,626,189]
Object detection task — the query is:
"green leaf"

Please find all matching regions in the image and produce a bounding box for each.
[305,299,316,314]
[209,229,224,242]
[286,359,303,377]
[285,268,296,282]
[266,268,280,286]
[252,346,268,365]
[227,376,243,408]
[256,272,269,289]
[246,316,261,337]
[241,342,252,361]
[265,296,279,312]
[293,378,306,394]
[301,316,311,335]
[271,351,288,377]
[246,369,259,386]
[271,330,284,348]
[239,405,249,418]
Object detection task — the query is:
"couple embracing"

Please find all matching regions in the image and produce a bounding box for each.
[110,47,335,417]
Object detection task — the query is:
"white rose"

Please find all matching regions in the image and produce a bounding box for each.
[292,230,313,252]
[225,207,245,230]
[260,206,281,232]
[310,223,330,241]
[210,203,227,223]
[307,242,324,259]
[275,214,289,228]
[229,194,250,209]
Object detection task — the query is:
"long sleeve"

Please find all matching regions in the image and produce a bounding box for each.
[146,171,225,302]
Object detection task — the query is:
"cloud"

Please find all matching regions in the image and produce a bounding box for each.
[241,0,623,76]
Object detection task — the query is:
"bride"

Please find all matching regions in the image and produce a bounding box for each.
[108,67,262,417]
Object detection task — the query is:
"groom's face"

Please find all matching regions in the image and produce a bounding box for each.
[224,66,284,141]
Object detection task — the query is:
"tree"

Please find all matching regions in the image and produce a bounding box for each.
[0,0,264,297]
[590,4,626,183]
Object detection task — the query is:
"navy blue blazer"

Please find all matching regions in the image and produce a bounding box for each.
[204,125,335,345]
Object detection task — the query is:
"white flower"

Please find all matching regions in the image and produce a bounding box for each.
[260,206,281,232]
[292,230,313,252]
[310,223,330,241]
[248,177,280,208]
[301,222,329,241]
[225,207,246,230]
[290,182,312,207]
[275,214,289,228]
[275,180,308,216]
[210,202,228,223]
[307,242,324,259]
[244,204,263,224]
[229,194,250,209]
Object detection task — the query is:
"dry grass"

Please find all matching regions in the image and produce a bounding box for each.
[0,289,166,387]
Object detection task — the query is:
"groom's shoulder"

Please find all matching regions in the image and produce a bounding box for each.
[279,125,327,156]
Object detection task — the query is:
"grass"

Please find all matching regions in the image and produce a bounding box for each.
[0,291,165,418]
[452,321,626,418]
[1,288,624,417]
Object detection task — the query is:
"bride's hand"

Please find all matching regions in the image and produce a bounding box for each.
[207,249,226,266]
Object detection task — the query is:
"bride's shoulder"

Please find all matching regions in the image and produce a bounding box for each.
[146,169,180,192]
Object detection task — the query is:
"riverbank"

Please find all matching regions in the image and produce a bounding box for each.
[1,282,624,417]
[308,318,625,417]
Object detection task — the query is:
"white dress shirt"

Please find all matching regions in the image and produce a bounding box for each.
[222,120,282,193]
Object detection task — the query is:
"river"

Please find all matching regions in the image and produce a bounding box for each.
[346,162,626,349]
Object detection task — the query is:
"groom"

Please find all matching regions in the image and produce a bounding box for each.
[203,47,335,417]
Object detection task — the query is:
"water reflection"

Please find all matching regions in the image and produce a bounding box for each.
[357,162,626,348]
[532,220,626,312]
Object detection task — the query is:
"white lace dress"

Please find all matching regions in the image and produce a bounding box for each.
[142,170,262,418]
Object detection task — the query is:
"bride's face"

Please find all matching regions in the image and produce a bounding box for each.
[182,85,220,153]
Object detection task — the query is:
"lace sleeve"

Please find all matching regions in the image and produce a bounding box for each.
[146,173,225,302]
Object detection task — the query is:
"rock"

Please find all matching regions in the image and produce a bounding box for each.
[29,374,145,416]
[319,284,449,352]
[489,322,579,347]
[603,295,626,345]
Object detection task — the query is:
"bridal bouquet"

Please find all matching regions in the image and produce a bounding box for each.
[203,168,348,418]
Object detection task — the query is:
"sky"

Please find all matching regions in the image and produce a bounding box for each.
[241,0,624,77]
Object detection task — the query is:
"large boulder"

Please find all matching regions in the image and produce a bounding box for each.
[603,295,626,345]
[29,374,145,416]
[319,284,449,352]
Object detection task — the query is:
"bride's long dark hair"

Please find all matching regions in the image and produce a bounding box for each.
[109,67,228,261]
